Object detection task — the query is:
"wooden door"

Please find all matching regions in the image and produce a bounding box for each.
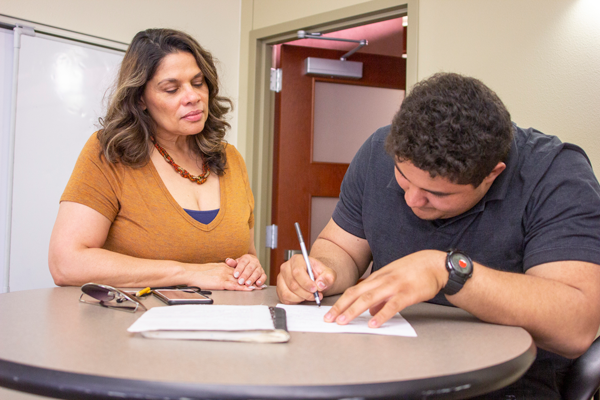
[270,44,405,283]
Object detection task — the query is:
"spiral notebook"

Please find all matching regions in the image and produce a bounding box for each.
[127,305,289,343]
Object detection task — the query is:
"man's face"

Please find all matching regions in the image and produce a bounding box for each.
[394,161,501,220]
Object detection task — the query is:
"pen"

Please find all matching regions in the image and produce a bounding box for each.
[294,222,321,307]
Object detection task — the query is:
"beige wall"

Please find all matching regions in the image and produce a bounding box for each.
[237,0,409,269]
[0,0,243,145]
[241,0,599,169]
[251,0,374,30]
[236,0,382,158]
[2,0,597,171]
[2,0,598,271]
[239,0,600,272]
[416,0,600,170]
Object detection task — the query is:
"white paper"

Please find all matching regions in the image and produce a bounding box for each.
[277,304,417,337]
[127,305,275,333]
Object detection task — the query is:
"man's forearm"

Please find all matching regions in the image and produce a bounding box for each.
[449,260,600,358]
[323,248,600,359]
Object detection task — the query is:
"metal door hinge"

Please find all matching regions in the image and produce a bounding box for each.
[266,224,278,249]
[285,250,302,261]
[270,68,282,92]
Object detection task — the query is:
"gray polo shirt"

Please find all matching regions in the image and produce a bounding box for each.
[332,124,600,396]
[333,124,600,306]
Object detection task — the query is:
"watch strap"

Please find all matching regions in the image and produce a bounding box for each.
[442,250,473,295]
[443,274,465,295]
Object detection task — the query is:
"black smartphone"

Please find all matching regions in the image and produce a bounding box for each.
[153,289,213,305]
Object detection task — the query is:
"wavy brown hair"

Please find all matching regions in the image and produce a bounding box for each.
[386,73,513,187]
[98,28,232,175]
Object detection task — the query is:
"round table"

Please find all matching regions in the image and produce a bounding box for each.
[0,286,535,399]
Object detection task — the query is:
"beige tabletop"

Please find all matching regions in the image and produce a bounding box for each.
[0,286,535,399]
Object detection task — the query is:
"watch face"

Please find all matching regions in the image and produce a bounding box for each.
[449,252,472,277]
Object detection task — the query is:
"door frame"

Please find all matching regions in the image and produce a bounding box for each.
[240,0,420,278]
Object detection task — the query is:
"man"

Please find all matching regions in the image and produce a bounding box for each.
[277,73,600,398]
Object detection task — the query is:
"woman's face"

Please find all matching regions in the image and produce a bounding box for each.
[140,51,209,140]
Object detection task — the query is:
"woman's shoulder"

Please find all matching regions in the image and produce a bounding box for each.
[85,131,102,147]
[77,131,103,156]
[77,131,125,174]
[72,131,100,161]
[223,141,239,155]
[223,142,244,164]
[221,142,250,178]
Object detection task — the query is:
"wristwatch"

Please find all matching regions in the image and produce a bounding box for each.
[443,250,473,295]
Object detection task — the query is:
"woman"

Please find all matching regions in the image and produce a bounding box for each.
[49,28,266,290]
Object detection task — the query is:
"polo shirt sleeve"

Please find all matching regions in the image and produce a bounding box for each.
[331,133,376,239]
[523,146,600,270]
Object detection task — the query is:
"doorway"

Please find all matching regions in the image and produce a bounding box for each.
[241,2,416,280]
[269,18,407,282]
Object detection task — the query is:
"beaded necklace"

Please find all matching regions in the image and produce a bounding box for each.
[151,136,210,185]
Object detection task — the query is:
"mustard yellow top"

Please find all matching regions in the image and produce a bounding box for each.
[61,133,254,264]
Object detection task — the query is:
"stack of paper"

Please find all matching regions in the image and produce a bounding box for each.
[127,305,290,343]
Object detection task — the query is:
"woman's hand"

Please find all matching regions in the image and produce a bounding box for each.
[189,262,255,291]
[225,254,267,288]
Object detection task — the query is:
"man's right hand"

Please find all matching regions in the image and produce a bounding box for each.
[276,254,337,304]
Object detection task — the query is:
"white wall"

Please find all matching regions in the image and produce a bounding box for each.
[0,0,243,145]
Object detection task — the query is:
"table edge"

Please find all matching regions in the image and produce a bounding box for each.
[0,343,536,400]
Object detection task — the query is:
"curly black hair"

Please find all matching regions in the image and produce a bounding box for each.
[385,72,513,187]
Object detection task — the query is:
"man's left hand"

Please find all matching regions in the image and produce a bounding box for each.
[323,250,448,327]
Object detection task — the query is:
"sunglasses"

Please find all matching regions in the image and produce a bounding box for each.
[79,283,147,312]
